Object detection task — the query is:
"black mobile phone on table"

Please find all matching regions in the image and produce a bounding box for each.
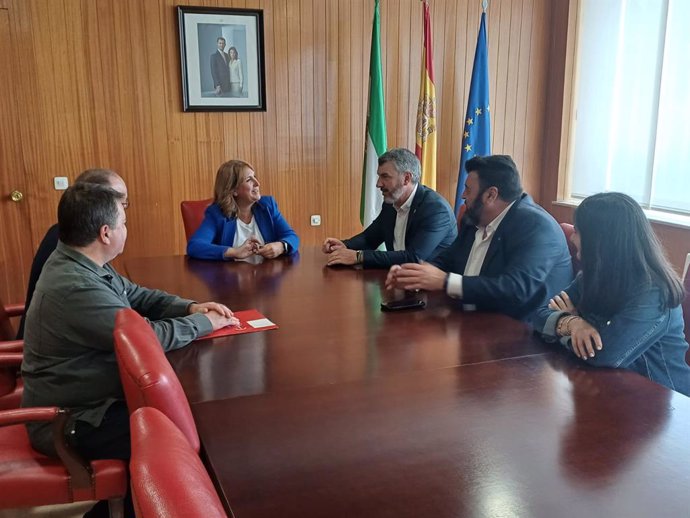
[380,291,426,312]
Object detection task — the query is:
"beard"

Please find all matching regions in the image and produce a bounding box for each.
[464,195,485,226]
[381,185,404,205]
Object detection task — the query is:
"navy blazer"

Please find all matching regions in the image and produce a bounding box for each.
[432,193,573,321]
[343,184,457,269]
[186,196,299,261]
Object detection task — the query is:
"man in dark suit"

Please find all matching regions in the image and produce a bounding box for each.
[386,155,573,321]
[323,148,457,269]
[210,37,231,96]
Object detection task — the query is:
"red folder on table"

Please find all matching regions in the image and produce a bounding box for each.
[197,309,278,340]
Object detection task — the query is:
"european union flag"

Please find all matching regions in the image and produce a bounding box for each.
[455,12,491,215]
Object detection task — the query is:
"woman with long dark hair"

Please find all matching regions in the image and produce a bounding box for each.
[538,192,690,396]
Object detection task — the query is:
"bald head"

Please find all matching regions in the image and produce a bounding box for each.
[75,168,128,207]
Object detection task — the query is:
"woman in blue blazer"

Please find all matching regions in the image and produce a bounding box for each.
[187,160,299,262]
[536,192,689,396]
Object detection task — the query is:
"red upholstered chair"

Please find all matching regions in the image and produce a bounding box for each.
[130,407,228,518]
[0,406,126,516]
[0,297,24,410]
[113,308,199,452]
[1,297,24,342]
[559,223,581,274]
[0,352,23,410]
[180,198,213,241]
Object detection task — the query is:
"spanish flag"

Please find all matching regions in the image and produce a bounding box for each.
[415,0,437,190]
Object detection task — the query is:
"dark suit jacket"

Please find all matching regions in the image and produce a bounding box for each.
[210,50,231,92]
[17,224,60,339]
[432,193,573,321]
[343,184,457,269]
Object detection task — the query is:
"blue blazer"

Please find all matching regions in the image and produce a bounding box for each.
[186,197,299,261]
[342,185,457,269]
[432,193,573,321]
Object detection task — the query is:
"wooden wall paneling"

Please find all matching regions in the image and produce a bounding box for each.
[435,0,458,202]
[0,7,33,304]
[521,0,549,204]
[512,0,534,185]
[260,0,278,214]
[335,0,352,235]
[272,0,290,220]
[502,0,523,158]
[445,0,471,205]
[491,0,511,157]
[405,0,420,152]
[395,0,413,149]
[382,0,398,154]
[352,0,367,223]
[323,0,339,234]
[285,0,304,232]
[305,0,331,243]
[485,0,499,157]
[297,0,315,243]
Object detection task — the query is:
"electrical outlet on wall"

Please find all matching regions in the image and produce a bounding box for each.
[310,215,321,226]
[54,177,69,190]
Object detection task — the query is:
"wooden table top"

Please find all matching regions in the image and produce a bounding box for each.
[126,249,549,403]
[194,353,690,518]
[125,249,690,518]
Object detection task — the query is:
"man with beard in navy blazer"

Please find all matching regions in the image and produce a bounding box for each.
[386,154,573,322]
[323,148,457,269]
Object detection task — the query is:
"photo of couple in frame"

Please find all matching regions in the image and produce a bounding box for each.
[178,6,266,112]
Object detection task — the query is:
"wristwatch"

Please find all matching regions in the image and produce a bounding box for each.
[281,241,289,254]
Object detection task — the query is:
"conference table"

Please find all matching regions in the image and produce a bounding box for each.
[125,248,690,518]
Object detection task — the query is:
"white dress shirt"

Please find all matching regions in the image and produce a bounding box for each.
[393,184,418,251]
[233,216,265,264]
[446,201,516,309]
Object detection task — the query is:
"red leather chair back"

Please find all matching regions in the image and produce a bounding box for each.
[0,298,16,342]
[180,199,213,241]
[130,407,228,518]
[114,309,199,452]
[0,353,22,410]
[559,223,581,274]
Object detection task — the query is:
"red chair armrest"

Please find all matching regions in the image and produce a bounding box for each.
[0,340,23,353]
[0,406,60,427]
[0,352,23,368]
[0,406,95,489]
[3,303,25,317]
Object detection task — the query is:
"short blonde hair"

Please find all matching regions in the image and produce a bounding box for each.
[213,160,254,218]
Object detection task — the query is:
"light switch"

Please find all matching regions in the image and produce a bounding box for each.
[54,177,69,190]
[310,215,321,226]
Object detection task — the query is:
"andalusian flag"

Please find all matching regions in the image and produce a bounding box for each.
[361,0,387,227]
[415,0,437,189]
[455,10,491,214]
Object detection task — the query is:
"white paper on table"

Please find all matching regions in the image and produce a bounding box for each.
[247,318,275,328]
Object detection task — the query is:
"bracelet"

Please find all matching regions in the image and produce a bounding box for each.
[356,250,363,264]
[556,315,578,337]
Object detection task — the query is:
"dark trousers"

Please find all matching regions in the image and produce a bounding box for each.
[69,401,133,517]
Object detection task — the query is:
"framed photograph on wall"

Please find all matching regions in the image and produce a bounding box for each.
[177,6,266,112]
